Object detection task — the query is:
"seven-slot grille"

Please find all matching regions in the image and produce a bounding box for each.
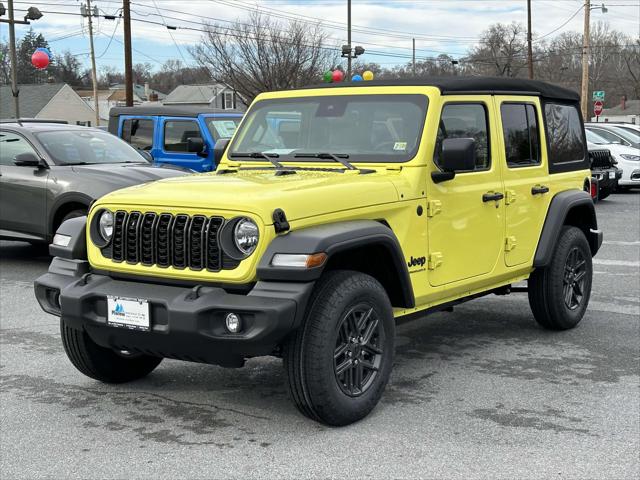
[110,211,225,271]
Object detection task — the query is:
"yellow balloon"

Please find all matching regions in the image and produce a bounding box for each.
[363,70,374,81]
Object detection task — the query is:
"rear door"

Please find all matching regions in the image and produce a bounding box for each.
[427,98,505,287]
[495,97,551,267]
[158,117,211,171]
[0,131,49,238]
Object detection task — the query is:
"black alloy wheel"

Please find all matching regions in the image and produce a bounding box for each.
[333,304,384,397]
[563,247,587,310]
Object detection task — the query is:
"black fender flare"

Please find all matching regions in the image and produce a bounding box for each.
[49,215,88,260]
[257,220,415,308]
[48,192,93,236]
[533,190,602,267]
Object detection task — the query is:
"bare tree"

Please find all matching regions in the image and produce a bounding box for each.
[190,13,336,103]
[464,22,528,77]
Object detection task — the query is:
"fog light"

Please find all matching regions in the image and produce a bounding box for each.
[225,313,242,333]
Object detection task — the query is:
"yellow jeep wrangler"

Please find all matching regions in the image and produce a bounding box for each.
[35,77,602,426]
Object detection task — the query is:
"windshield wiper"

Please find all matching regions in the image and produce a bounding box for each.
[60,161,93,165]
[294,153,374,174]
[231,152,295,175]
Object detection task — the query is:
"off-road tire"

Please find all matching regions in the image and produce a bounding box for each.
[528,226,593,330]
[61,209,86,225]
[283,270,395,426]
[598,188,611,200]
[61,319,162,383]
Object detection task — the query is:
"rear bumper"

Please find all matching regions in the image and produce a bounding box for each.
[34,258,314,367]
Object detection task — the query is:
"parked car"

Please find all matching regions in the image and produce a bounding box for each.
[108,105,243,172]
[585,123,640,149]
[0,121,189,244]
[587,143,621,200]
[585,128,640,190]
[36,77,602,426]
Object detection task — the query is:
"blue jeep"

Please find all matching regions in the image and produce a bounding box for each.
[108,106,243,172]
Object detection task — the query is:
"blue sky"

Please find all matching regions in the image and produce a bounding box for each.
[2,0,639,73]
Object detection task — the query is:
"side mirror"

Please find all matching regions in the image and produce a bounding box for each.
[14,152,45,168]
[214,138,230,166]
[187,137,206,156]
[138,150,153,162]
[432,138,477,183]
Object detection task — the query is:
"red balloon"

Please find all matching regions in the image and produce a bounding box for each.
[31,50,50,70]
[332,70,344,82]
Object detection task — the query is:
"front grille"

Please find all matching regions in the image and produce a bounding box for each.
[109,211,228,271]
[589,149,613,169]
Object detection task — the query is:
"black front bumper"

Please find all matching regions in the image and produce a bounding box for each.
[35,258,314,367]
[592,167,622,191]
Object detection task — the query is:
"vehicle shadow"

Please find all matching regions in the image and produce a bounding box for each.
[0,241,50,263]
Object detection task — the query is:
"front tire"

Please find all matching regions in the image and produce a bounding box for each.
[283,270,395,426]
[528,226,593,330]
[61,319,162,383]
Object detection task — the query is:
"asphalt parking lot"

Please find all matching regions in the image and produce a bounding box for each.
[1,192,638,479]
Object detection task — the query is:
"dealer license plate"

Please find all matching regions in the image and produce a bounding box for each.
[609,171,616,179]
[107,296,150,331]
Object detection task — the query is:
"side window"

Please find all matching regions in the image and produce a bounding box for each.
[163,120,201,152]
[501,103,541,167]
[0,131,38,166]
[122,118,154,151]
[589,128,627,146]
[544,103,586,167]
[436,103,490,171]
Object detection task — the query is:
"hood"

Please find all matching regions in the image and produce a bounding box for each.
[97,168,402,223]
[70,163,188,189]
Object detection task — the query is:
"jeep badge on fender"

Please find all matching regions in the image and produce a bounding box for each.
[35,77,602,426]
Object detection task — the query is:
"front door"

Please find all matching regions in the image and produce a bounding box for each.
[0,131,48,237]
[427,98,505,287]
[495,97,551,267]
[158,117,212,172]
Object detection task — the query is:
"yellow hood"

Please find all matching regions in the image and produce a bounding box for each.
[95,168,401,223]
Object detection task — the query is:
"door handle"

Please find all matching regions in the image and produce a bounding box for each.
[531,185,550,195]
[482,192,504,202]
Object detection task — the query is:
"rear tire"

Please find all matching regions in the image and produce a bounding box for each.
[528,226,593,330]
[61,319,162,383]
[283,270,395,426]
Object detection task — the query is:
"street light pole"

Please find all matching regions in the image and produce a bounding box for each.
[581,0,591,120]
[347,0,352,78]
[527,0,534,79]
[8,0,20,117]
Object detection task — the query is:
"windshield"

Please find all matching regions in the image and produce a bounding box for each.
[206,117,242,141]
[229,94,428,163]
[585,129,612,145]
[36,129,148,165]
[609,126,640,144]
[616,126,640,140]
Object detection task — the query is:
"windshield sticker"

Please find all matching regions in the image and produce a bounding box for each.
[211,120,238,138]
[393,142,407,151]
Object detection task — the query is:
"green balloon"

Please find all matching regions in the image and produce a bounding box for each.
[323,71,333,83]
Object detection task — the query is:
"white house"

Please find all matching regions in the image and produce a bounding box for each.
[1,83,101,126]
[163,84,246,111]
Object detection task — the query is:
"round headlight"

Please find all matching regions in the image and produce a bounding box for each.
[98,210,114,241]
[233,218,259,256]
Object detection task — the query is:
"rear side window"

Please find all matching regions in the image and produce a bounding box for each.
[501,103,541,167]
[164,120,201,152]
[544,103,586,171]
[121,119,154,151]
[436,103,490,171]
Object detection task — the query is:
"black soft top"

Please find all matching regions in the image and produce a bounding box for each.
[301,76,580,102]
[108,105,243,118]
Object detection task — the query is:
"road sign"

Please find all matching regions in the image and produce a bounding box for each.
[594,100,604,117]
[593,91,605,101]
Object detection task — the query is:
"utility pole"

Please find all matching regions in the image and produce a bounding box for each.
[0,1,43,118]
[581,0,591,120]
[7,0,19,117]
[347,0,352,78]
[412,38,416,77]
[84,0,100,126]
[527,0,533,79]
[123,0,133,106]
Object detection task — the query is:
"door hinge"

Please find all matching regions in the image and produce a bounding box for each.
[505,190,517,205]
[428,252,443,270]
[505,236,517,252]
[426,200,442,217]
